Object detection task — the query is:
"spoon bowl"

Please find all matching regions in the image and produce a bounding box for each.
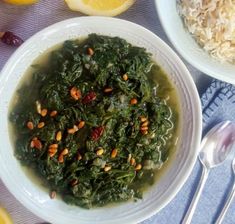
[199,121,235,168]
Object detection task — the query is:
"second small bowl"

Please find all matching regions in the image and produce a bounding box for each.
[155,0,235,85]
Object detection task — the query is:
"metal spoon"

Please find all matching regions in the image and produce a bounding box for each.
[182,120,235,224]
[215,156,235,224]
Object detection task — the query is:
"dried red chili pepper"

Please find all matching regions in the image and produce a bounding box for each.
[82,91,97,104]
[91,126,104,141]
[0,31,24,47]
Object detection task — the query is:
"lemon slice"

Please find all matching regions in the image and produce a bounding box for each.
[3,0,38,5]
[0,207,13,224]
[65,0,135,16]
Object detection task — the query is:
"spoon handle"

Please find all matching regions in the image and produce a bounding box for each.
[182,165,209,224]
[215,182,235,224]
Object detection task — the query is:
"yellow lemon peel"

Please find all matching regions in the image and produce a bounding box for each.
[3,0,38,5]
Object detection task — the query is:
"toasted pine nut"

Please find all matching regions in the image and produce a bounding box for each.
[111,149,118,158]
[37,122,45,129]
[140,116,147,122]
[123,74,128,81]
[56,131,62,141]
[41,109,48,117]
[50,191,56,199]
[87,47,94,56]
[68,125,78,134]
[130,98,138,105]
[141,121,149,127]
[127,154,132,163]
[30,137,39,148]
[34,139,43,150]
[130,158,136,166]
[27,121,34,130]
[104,88,113,93]
[50,110,58,117]
[104,166,112,172]
[48,145,58,157]
[70,179,78,186]
[70,87,82,100]
[61,148,69,156]
[140,126,148,131]
[135,164,142,171]
[77,152,82,161]
[78,121,85,129]
[96,148,104,156]
[58,148,69,163]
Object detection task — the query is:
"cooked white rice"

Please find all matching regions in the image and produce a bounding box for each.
[178,0,235,64]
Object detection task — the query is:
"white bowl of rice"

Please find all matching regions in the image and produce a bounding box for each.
[155,0,235,84]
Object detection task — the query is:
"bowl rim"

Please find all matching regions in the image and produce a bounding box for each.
[0,16,202,224]
[155,0,235,85]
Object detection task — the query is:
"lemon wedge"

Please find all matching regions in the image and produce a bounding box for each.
[0,207,13,224]
[3,0,38,5]
[65,0,135,16]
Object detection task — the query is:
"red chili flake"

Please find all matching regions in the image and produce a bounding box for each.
[0,31,24,47]
[91,126,104,141]
[82,91,97,104]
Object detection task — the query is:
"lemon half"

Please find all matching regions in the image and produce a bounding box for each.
[3,0,38,5]
[65,0,135,16]
[0,207,13,224]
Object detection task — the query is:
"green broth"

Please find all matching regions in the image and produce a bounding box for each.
[9,34,180,208]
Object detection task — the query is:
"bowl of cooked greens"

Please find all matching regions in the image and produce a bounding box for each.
[0,17,201,224]
[155,0,235,85]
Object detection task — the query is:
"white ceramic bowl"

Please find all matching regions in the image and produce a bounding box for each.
[155,0,235,85]
[0,17,202,224]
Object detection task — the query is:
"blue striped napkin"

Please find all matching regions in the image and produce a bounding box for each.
[201,80,235,136]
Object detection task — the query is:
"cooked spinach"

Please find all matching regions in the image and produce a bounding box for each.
[9,34,177,208]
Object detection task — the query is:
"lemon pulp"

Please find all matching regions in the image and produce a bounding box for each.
[81,0,129,10]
